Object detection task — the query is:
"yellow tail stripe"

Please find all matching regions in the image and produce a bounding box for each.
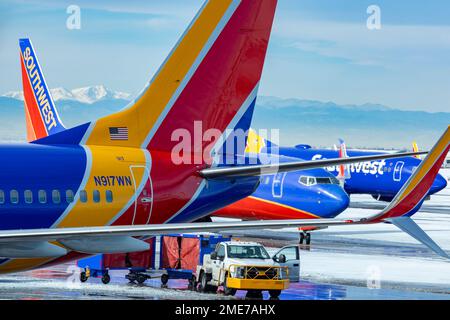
[397,127,450,202]
[85,0,234,147]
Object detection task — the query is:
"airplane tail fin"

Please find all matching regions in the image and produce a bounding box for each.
[374,126,449,221]
[79,0,277,160]
[412,141,421,159]
[245,128,279,154]
[337,138,351,181]
[367,126,450,258]
[19,38,66,142]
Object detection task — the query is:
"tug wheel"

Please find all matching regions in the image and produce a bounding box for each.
[80,272,88,283]
[223,274,237,296]
[161,274,169,286]
[102,273,111,284]
[136,274,147,284]
[269,290,281,299]
[188,276,196,291]
[198,272,208,293]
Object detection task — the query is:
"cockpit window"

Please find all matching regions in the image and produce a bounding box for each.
[299,176,317,186]
[299,176,340,186]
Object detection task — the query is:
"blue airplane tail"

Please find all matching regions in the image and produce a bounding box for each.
[19,38,66,142]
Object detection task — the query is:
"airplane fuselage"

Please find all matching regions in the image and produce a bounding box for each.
[0,143,259,231]
[273,147,447,201]
[213,168,349,220]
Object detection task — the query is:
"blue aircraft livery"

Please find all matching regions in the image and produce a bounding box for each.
[0,0,447,277]
[261,141,447,203]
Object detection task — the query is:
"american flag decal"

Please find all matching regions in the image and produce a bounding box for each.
[109,127,129,140]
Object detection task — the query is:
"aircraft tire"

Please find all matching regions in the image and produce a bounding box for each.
[306,233,311,245]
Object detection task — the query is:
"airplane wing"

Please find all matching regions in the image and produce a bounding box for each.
[200,151,427,179]
[0,127,447,258]
[0,218,352,243]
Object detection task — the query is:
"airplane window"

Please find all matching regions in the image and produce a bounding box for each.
[10,190,19,204]
[299,176,318,186]
[93,190,101,203]
[52,190,61,204]
[299,176,309,186]
[330,176,340,185]
[80,190,88,203]
[0,190,4,204]
[66,190,74,203]
[38,190,47,204]
[307,177,317,186]
[24,190,33,204]
[106,190,113,203]
[316,177,340,185]
[316,177,332,184]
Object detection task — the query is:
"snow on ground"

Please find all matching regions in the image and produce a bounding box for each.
[0,267,233,300]
[281,174,450,292]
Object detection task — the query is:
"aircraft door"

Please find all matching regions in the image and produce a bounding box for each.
[129,165,153,225]
[212,244,226,283]
[272,172,287,198]
[273,245,300,282]
[393,161,405,182]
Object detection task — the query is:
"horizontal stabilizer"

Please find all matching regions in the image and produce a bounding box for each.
[388,217,449,259]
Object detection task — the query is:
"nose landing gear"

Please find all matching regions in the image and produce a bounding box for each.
[299,232,311,245]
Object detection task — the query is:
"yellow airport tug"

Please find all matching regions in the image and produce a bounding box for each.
[195,241,299,299]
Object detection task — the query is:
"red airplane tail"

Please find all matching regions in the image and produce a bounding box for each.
[82,0,277,163]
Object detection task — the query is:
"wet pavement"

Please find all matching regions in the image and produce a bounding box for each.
[0,262,448,300]
[0,189,449,300]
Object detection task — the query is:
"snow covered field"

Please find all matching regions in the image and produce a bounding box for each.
[274,169,450,293]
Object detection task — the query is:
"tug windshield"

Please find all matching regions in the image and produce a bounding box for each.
[227,245,271,259]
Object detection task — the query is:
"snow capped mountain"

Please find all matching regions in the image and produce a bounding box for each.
[1,85,131,104]
[50,87,74,101]
[71,85,131,104]
[2,91,24,100]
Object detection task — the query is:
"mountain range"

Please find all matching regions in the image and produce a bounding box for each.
[1,86,449,149]
[2,85,131,104]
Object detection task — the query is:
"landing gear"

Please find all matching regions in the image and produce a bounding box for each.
[299,232,311,245]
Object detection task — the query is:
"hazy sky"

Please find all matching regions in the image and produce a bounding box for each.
[1,0,450,112]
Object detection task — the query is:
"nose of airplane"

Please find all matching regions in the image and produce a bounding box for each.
[430,173,448,195]
[318,185,350,218]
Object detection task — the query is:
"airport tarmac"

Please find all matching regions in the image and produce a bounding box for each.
[0,175,449,300]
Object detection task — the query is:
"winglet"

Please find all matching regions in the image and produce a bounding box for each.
[19,38,66,142]
[373,126,450,221]
[337,138,351,182]
[412,141,421,159]
[387,217,449,259]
